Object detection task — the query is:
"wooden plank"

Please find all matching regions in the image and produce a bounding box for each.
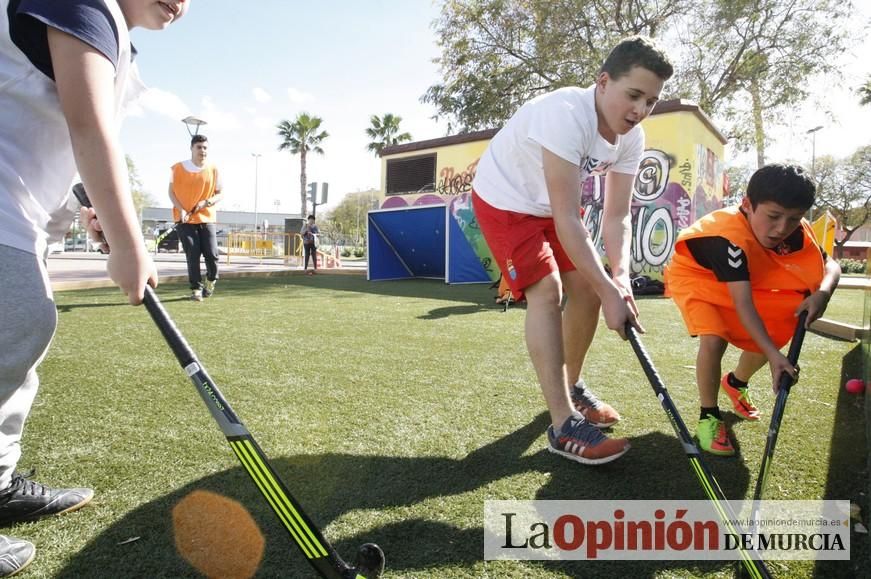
[809,317,867,342]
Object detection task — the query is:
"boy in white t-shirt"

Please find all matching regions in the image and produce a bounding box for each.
[0,1,189,574]
[471,36,673,466]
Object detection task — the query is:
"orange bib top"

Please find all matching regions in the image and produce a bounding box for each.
[664,206,825,351]
[171,163,218,224]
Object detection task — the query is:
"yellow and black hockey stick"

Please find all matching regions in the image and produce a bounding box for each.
[626,324,772,579]
[73,182,384,578]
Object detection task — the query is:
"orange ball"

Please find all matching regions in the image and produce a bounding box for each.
[173,490,265,578]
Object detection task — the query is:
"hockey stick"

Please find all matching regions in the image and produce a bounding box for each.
[154,207,204,248]
[625,324,772,579]
[736,312,809,577]
[72,183,385,578]
[154,221,182,247]
[142,286,385,578]
[751,311,807,506]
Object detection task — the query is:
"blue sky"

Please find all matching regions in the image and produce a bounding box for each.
[121,1,871,216]
[123,1,446,215]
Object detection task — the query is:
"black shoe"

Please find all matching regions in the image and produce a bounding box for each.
[0,472,93,525]
[0,535,35,577]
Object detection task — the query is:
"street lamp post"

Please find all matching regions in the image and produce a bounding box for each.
[181,116,207,137]
[252,153,262,233]
[806,125,824,177]
[806,125,824,221]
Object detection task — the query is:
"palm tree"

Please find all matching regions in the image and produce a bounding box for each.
[276,113,328,216]
[365,113,412,156]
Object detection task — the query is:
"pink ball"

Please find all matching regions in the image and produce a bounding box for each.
[845,378,865,394]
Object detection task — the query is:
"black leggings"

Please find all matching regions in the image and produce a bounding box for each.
[178,222,218,289]
[304,244,317,269]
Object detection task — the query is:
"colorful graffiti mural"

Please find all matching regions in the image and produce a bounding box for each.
[450,193,499,282]
[580,142,725,280]
[379,101,727,282]
[437,160,479,196]
[581,150,689,279]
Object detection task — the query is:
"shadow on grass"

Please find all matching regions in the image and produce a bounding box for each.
[56,295,195,313]
[57,412,756,578]
[55,275,671,320]
[56,301,127,313]
[812,344,869,579]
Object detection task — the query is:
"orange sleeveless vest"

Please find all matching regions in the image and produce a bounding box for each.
[171,163,218,224]
[664,206,824,351]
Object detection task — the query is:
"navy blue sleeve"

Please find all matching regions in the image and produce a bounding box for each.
[8,0,119,80]
[685,236,751,282]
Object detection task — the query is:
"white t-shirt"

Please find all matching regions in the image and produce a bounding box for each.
[0,0,144,256]
[472,85,645,217]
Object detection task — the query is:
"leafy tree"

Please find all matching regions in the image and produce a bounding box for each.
[365,114,412,156]
[276,113,328,216]
[425,0,852,166]
[423,0,683,132]
[860,76,871,106]
[671,0,852,167]
[813,145,871,250]
[126,155,154,223]
[722,163,754,206]
[323,189,380,246]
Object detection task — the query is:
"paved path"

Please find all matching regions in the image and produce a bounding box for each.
[47,252,366,291]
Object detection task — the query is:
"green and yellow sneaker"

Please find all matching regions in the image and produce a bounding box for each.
[697,415,735,456]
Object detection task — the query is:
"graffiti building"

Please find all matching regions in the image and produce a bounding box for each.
[378,100,727,280]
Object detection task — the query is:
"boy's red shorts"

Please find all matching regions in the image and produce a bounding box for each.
[472,190,575,301]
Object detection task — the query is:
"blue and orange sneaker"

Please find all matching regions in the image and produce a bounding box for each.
[721,373,760,421]
[570,383,621,428]
[696,415,735,456]
[547,413,630,465]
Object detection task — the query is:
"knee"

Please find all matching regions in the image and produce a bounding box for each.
[698,335,728,359]
[525,276,562,309]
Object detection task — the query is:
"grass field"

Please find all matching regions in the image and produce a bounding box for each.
[11,274,868,578]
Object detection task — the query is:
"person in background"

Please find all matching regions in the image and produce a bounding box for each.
[169,134,223,301]
[301,214,319,275]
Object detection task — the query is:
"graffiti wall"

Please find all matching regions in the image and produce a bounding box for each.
[379,103,726,280]
[380,137,491,209]
[591,105,726,280]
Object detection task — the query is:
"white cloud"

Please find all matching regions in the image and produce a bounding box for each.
[131,87,190,120]
[198,96,241,131]
[253,116,275,130]
[287,87,315,105]
[252,87,272,103]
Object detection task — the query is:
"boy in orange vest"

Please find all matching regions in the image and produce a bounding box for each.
[665,164,841,455]
[169,134,223,301]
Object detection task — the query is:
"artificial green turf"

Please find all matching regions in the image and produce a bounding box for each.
[10,274,868,578]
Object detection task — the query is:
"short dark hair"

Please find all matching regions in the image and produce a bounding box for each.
[190,134,208,147]
[746,163,816,210]
[600,36,673,81]
[307,214,315,220]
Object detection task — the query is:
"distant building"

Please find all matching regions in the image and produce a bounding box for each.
[141,207,300,234]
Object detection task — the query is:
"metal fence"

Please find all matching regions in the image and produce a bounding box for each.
[225,232,343,268]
